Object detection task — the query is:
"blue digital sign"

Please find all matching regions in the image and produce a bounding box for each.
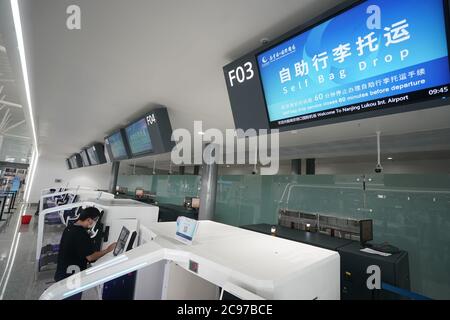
[257,0,450,128]
[107,132,128,160]
[125,118,153,156]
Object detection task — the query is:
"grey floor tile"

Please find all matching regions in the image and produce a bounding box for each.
[0,202,47,300]
[0,201,102,300]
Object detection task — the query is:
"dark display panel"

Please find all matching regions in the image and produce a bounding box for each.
[80,150,91,167]
[125,118,153,157]
[105,130,130,161]
[87,143,107,166]
[224,0,450,131]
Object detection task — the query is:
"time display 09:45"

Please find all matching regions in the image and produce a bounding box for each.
[429,86,448,96]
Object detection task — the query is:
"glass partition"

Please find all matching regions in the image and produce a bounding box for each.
[364,175,450,300]
[117,175,200,205]
[117,173,450,299]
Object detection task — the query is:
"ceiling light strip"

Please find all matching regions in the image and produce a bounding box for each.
[11,0,38,150]
[11,0,39,203]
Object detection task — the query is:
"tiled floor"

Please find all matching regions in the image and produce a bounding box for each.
[0,200,55,300]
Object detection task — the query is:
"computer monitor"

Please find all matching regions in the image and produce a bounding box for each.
[113,227,131,256]
[184,197,192,208]
[135,189,144,198]
[360,220,373,246]
[191,198,200,209]
[115,186,128,195]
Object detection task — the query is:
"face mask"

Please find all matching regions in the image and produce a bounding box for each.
[90,218,98,229]
[87,218,100,238]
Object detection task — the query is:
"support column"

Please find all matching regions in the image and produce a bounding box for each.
[109,161,120,194]
[306,159,316,175]
[199,162,218,221]
[179,166,185,175]
[291,159,302,175]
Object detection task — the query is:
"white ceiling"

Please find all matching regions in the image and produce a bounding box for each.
[12,0,450,162]
[0,32,29,138]
[0,26,32,162]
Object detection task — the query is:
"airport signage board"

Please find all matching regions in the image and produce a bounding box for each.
[80,149,91,167]
[69,154,82,169]
[123,107,175,159]
[224,0,450,131]
[125,117,154,157]
[86,143,108,166]
[105,130,131,161]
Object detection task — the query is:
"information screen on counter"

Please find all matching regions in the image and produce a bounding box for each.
[114,227,130,256]
[106,131,129,160]
[257,0,450,128]
[125,118,153,156]
[175,216,199,245]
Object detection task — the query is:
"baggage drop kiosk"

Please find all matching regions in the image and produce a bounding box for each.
[36,198,159,284]
[40,221,341,300]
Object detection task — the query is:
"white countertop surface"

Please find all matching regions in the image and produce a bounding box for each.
[92,198,154,207]
[40,221,340,300]
[150,221,339,282]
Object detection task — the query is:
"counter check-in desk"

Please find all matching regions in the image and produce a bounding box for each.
[40,221,340,300]
[242,224,410,300]
[36,198,159,275]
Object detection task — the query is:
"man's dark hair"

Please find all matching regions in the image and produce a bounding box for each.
[78,207,100,221]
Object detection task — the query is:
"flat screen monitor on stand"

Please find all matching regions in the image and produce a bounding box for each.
[135,189,144,199]
[113,226,132,256]
[104,226,138,300]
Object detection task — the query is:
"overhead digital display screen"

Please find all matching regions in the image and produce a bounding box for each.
[125,118,153,156]
[69,157,75,169]
[69,155,80,169]
[106,131,129,160]
[256,0,450,128]
[80,150,90,167]
[87,146,99,165]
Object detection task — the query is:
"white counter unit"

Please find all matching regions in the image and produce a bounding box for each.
[40,221,340,300]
